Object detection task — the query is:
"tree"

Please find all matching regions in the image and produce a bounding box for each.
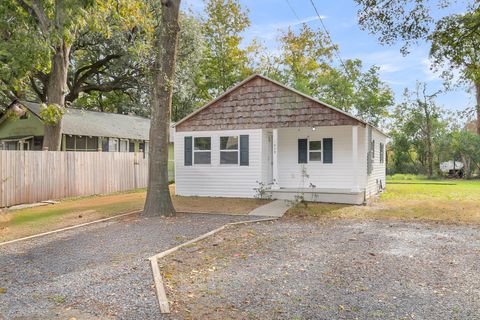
[0,0,151,150]
[143,0,181,217]
[172,13,207,121]
[391,82,446,177]
[276,24,336,95]
[354,0,480,134]
[430,9,480,134]
[199,0,252,98]
[267,25,393,126]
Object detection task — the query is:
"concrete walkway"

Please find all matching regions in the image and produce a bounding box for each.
[248,199,292,217]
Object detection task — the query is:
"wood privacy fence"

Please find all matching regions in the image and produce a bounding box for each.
[0,151,150,208]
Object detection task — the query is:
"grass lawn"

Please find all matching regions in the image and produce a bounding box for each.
[0,185,269,242]
[287,179,480,224]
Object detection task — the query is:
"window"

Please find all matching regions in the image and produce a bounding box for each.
[194,137,211,164]
[109,138,119,152]
[309,140,322,161]
[220,136,239,164]
[119,139,129,152]
[380,143,384,163]
[371,140,375,159]
[65,135,98,151]
[87,137,97,151]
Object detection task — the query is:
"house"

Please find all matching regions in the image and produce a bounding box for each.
[173,74,387,205]
[0,101,174,152]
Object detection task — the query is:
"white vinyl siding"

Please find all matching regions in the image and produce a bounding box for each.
[276,126,356,189]
[365,127,387,197]
[175,125,386,201]
[175,129,262,198]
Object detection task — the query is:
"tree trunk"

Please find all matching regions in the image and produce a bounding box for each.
[143,0,181,217]
[476,82,480,135]
[43,42,70,151]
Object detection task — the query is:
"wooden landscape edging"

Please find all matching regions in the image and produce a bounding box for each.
[148,217,279,314]
[0,210,141,247]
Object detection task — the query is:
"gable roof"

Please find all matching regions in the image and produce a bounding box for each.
[21,101,150,140]
[176,74,381,132]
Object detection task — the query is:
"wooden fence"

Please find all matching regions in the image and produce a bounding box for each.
[0,150,150,208]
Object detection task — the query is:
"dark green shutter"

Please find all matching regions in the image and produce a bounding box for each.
[240,135,249,166]
[323,138,333,163]
[184,136,192,166]
[298,139,307,163]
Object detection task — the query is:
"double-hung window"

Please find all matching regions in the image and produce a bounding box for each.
[309,140,322,161]
[220,136,239,164]
[194,137,211,164]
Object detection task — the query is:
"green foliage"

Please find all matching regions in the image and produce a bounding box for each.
[386,174,430,181]
[388,82,448,176]
[430,7,480,86]
[199,0,253,98]
[443,130,480,177]
[257,24,394,126]
[0,0,153,108]
[40,104,65,125]
[172,13,207,121]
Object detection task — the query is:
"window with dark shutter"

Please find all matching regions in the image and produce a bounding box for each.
[323,138,333,163]
[184,136,192,166]
[298,139,308,163]
[240,135,249,166]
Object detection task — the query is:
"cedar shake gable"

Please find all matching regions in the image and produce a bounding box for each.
[175,74,365,132]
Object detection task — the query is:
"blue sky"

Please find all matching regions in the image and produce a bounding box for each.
[182,0,474,113]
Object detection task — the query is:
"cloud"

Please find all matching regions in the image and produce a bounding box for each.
[247,15,326,42]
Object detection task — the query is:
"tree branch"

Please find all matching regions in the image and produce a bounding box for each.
[16,0,50,33]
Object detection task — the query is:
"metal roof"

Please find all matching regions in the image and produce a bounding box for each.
[22,102,150,141]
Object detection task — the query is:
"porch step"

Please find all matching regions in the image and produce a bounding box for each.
[248,200,292,217]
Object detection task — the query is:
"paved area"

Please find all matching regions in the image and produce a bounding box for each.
[248,199,292,217]
[162,219,480,319]
[0,212,260,319]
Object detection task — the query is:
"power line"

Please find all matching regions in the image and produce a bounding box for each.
[285,0,301,23]
[308,0,354,81]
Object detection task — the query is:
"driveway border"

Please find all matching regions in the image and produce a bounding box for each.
[0,210,141,247]
[148,217,279,314]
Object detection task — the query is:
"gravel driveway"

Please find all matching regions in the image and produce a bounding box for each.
[162,218,480,319]
[0,212,260,319]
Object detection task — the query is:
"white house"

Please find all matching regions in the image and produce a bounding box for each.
[173,75,387,205]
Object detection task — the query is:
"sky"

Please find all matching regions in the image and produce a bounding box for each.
[182,0,474,113]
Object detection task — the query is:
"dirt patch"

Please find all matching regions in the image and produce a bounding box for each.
[0,186,269,242]
[160,219,480,319]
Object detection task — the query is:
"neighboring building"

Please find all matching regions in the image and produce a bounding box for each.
[174,74,387,204]
[0,101,174,152]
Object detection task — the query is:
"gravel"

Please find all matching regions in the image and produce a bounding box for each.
[162,218,480,320]
[0,212,261,319]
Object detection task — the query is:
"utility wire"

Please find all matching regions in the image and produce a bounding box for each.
[285,0,301,22]
[308,0,354,81]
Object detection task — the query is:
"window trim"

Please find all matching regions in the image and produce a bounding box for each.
[193,136,212,165]
[219,135,240,165]
[308,140,322,162]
